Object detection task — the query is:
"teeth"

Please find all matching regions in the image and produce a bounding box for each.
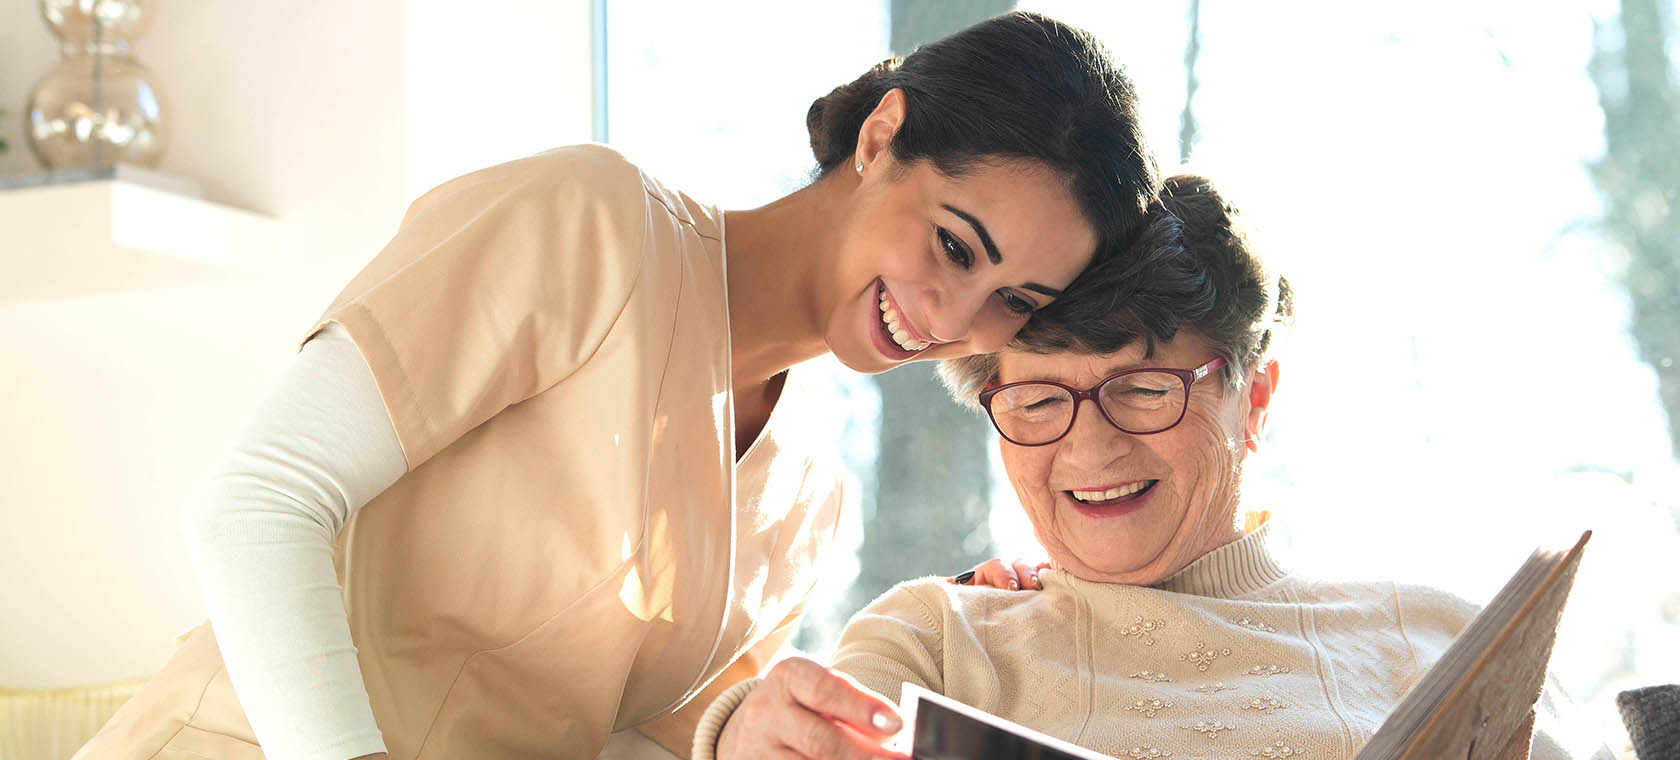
[878,289,931,351]
[1071,481,1152,503]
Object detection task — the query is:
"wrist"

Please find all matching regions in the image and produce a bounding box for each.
[691,678,761,760]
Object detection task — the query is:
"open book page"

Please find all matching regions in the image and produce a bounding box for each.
[895,683,1117,760]
[1355,531,1591,760]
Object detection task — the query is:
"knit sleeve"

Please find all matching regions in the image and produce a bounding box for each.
[1392,581,1479,672]
[828,580,950,702]
[690,679,760,760]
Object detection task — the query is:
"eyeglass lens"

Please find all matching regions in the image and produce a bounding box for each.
[988,372,1188,444]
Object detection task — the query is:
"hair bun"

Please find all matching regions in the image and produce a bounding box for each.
[806,58,902,173]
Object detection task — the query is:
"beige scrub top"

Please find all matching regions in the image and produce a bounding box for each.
[75,145,847,759]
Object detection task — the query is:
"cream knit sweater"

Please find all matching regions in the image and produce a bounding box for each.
[696,525,1609,760]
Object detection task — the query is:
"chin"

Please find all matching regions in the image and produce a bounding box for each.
[826,319,944,374]
[1076,550,1153,578]
[1051,525,1176,582]
[832,352,892,374]
[826,334,898,374]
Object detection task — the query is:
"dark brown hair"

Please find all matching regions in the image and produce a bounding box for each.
[940,173,1295,405]
[1149,174,1294,386]
[806,11,1159,254]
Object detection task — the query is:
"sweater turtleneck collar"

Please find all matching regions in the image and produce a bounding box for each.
[1049,522,1293,600]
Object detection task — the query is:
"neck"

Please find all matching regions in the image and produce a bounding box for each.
[723,173,851,388]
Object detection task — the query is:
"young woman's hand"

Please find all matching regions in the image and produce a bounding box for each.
[716,657,908,760]
[951,557,1051,590]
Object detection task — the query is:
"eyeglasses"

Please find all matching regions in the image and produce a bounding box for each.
[978,357,1227,446]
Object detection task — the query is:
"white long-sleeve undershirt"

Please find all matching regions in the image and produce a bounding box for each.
[179,322,403,760]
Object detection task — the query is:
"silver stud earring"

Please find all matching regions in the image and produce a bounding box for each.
[855,159,864,174]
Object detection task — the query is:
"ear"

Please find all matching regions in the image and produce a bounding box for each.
[1244,359,1280,453]
[853,88,906,172]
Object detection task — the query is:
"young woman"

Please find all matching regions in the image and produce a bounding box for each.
[75,12,1159,760]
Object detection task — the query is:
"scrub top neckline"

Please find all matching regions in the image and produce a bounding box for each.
[720,208,797,470]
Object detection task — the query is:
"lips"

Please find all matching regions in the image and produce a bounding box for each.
[1063,479,1158,518]
[871,279,933,358]
[1070,480,1157,505]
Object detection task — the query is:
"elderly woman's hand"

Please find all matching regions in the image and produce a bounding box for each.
[716,657,908,760]
[952,557,1051,590]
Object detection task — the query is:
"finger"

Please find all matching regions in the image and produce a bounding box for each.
[983,558,1020,590]
[1036,560,1052,571]
[831,718,912,760]
[968,558,1017,590]
[1011,559,1041,590]
[718,689,832,760]
[776,707,901,760]
[770,658,903,737]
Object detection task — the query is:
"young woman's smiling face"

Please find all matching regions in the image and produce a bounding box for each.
[818,88,1098,373]
[996,330,1275,584]
[825,156,1096,372]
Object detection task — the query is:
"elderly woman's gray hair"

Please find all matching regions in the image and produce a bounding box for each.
[939,173,1294,408]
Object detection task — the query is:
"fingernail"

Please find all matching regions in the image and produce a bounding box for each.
[872,711,901,733]
[951,570,975,585]
[1029,574,1039,585]
[1008,579,1018,590]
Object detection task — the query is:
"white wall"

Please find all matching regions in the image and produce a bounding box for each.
[406,0,596,198]
[0,0,593,689]
[0,3,52,180]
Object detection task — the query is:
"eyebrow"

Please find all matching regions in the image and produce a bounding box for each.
[942,203,1065,302]
[942,204,1003,265]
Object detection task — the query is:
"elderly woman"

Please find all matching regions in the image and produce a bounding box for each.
[695,175,1609,760]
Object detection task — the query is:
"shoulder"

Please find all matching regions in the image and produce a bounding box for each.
[522,144,717,236]
[861,575,1059,632]
[831,577,988,699]
[397,143,672,237]
[1274,573,1482,647]
[856,577,958,626]
[1391,581,1481,634]
[521,143,655,208]
[839,576,1000,645]
[1280,568,1483,633]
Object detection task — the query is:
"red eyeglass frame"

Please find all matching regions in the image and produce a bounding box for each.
[977,357,1227,446]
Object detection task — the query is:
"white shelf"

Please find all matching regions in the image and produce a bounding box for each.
[0,173,286,303]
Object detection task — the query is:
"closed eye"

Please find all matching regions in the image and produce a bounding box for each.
[938,227,974,269]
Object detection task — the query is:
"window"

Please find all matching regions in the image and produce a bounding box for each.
[1023,2,1680,747]
[607,2,1680,750]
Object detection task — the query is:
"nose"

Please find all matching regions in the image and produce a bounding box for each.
[921,285,992,344]
[1058,397,1134,469]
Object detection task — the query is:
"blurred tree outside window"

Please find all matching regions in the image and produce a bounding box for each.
[1593,0,1680,461]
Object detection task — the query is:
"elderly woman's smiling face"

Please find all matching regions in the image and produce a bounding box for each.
[996,329,1277,585]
